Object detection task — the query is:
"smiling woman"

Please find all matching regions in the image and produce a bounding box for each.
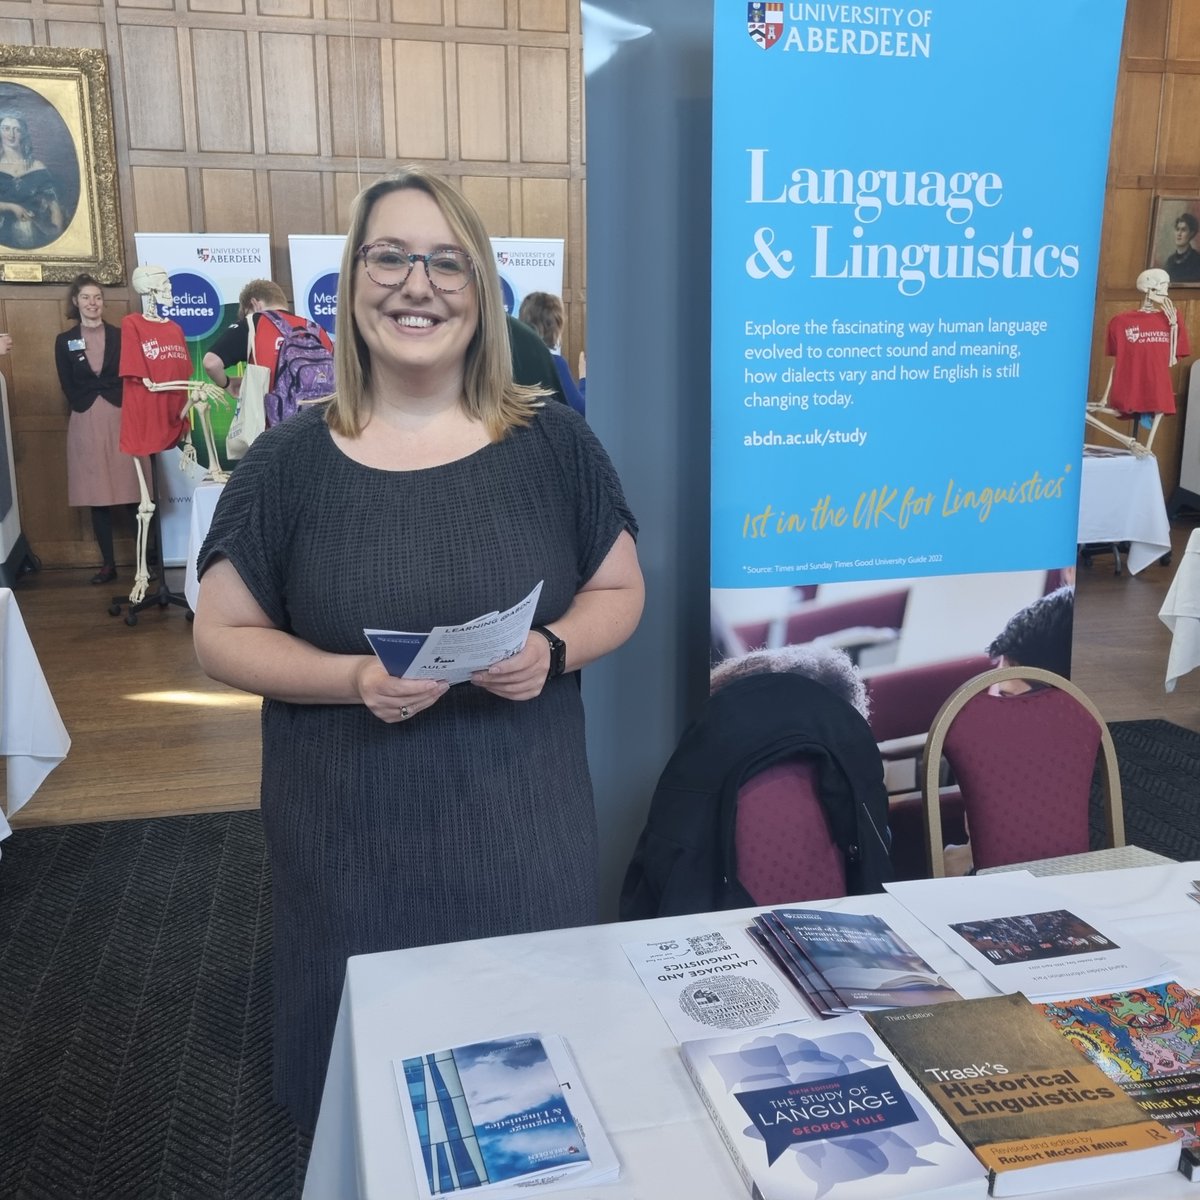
[191,166,644,1133]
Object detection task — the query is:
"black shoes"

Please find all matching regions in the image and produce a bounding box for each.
[90,565,117,585]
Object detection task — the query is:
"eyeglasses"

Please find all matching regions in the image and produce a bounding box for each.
[357,242,475,293]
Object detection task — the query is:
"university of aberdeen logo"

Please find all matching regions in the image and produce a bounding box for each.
[748,1,784,49]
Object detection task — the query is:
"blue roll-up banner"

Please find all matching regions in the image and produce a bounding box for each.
[711,1,1126,589]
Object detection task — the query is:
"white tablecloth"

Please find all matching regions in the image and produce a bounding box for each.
[0,588,70,848]
[184,479,226,612]
[1159,526,1200,691]
[303,859,1200,1200]
[1078,448,1172,574]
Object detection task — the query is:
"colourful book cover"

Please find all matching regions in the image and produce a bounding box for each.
[398,1033,590,1196]
[1036,981,1200,1181]
[681,1013,987,1199]
[866,993,1183,1196]
[770,908,961,1010]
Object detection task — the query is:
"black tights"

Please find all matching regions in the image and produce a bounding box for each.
[91,506,115,567]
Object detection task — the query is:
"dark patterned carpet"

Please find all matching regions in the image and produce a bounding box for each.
[0,720,1198,1199]
[0,810,309,1200]
[1090,719,1200,861]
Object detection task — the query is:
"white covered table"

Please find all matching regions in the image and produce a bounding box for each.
[0,588,70,848]
[184,479,226,612]
[1159,526,1200,691]
[303,859,1200,1200]
[1078,448,1172,574]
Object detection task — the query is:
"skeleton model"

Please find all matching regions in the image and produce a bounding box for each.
[120,265,229,605]
[1085,268,1182,459]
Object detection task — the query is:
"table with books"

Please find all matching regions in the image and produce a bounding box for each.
[302,859,1200,1200]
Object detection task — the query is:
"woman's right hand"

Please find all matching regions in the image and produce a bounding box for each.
[0,202,32,220]
[354,657,449,723]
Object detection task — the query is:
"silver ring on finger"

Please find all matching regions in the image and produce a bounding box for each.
[400,705,410,719]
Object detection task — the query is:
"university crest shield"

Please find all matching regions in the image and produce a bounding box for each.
[748,1,783,49]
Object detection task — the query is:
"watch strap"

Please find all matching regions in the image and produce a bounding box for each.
[531,624,567,680]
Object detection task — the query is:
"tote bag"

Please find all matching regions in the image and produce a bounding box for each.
[225,316,269,460]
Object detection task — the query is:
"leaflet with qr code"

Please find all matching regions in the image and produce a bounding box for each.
[621,925,811,1043]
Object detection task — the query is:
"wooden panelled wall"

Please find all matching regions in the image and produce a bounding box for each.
[1,0,1198,565]
[0,0,586,566]
[1092,0,1200,495]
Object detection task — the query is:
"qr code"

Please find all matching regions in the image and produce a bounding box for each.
[687,932,730,956]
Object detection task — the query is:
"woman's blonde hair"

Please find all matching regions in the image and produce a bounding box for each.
[326,167,544,439]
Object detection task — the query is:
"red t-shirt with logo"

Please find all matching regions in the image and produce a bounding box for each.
[1105,309,1191,415]
[118,313,194,454]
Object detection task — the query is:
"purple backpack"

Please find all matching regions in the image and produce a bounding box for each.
[259,309,336,426]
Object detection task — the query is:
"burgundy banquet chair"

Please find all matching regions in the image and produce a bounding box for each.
[734,759,847,904]
[921,666,1125,876]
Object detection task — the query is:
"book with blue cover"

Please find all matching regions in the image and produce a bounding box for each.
[681,1013,987,1199]
[395,1032,617,1198]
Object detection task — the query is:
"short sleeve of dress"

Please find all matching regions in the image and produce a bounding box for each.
[196,416,305,628]
[536,402,638,586]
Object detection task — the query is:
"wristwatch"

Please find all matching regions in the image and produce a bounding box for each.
[530,625,567,681]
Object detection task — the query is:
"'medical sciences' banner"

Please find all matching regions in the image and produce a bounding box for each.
[711,1,1127,586]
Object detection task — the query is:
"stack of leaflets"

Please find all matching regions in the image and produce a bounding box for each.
[750,907,961,1016]
[393,1031,618,1197]
[680,1012,988,1199]
[1036,981,1200,1183]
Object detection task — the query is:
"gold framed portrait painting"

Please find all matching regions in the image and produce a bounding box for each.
[1149,196,1200,288]
[0,46,123,284]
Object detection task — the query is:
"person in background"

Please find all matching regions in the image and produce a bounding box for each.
[709,641,869,719]
[987,585,1075,695]
[193,165,643,1132]
[518,290,586,416]
[202,278,332,394]
[54,274,145,585]
[506,311,566,405]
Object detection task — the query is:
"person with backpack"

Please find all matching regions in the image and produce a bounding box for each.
[203,278,335,425]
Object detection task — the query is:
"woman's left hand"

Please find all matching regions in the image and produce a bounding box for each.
[470,634,551,701]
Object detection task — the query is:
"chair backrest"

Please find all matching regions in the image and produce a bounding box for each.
[865,653,994,743]
[922,667,1124,876]
[783,588,909,646]
[735,759,847,904]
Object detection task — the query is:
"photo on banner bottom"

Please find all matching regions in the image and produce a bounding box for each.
[710,565,1075,878]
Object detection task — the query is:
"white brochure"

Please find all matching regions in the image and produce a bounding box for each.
[622,924,813,1043]
[366,581,543,686]
[885,871,1170,1002]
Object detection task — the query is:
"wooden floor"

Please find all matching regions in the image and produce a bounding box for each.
[10,566,261,827]
[7,524,1200,828]
[1072,517,1200,732]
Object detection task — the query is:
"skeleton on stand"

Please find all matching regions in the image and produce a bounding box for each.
[119,265,230,605]
[1086,268,1189,458]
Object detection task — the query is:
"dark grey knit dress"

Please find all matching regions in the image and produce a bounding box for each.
[197,402,636,1131]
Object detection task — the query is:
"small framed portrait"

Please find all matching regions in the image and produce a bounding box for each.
[1149,196,1200,287]
[0,45,123,284]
